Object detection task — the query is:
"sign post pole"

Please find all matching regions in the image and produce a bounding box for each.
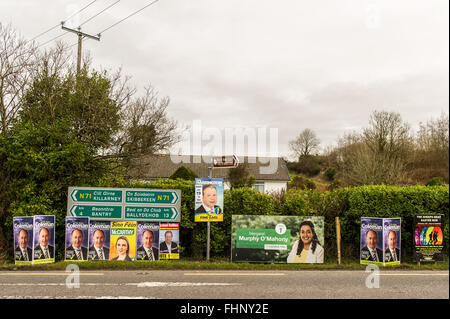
[206,160,212,262]
[336,217,341,265]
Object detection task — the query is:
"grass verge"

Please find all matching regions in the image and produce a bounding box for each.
[0,258,448,271]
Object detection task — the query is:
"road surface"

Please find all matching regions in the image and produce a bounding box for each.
[0,269,448,299]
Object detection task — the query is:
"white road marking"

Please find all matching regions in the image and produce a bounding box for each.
[127,282,240,287]
[0,296,158,299]
[0,272,104,276]
[0,282,240,287]
[184,272,285,276]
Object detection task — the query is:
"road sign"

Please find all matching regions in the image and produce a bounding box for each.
[70,189,122,203]
[125,190,179,204]
[69,205,122,220]
[67,187,181,222]
[124,206,179,221]
[212,155,239,168]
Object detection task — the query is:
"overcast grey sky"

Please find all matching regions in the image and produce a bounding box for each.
[1,0,448,159]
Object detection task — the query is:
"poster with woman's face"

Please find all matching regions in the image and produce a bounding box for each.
[33,215,55,264]
[13,216,34,265]
[231,215,324,264]
[110,221,136,261]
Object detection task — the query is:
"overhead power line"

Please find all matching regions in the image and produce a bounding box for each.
[78,0,121,28]
[98,0,160,35]
[29,0,98,43]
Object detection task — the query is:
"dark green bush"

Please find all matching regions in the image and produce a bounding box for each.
[426,177,444,186]
[169,166,199,180]
[288,175,316,190]
[325,168,337,181]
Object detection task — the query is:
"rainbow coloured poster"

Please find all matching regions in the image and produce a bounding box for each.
[414,215,444,262]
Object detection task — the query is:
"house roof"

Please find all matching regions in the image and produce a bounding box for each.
[127,154,291,181]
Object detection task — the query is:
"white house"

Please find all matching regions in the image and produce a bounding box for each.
[127,155,290,194]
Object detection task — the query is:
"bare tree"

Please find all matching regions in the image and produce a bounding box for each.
[0,23,37,136]
[289,128,320,159]
[331,111,413,186]
[111,85,181,174]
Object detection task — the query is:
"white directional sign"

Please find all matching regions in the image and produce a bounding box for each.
[212,155,239,168]
[67,187,181,222]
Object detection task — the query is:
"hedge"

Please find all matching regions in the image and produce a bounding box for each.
[4,179,448,262]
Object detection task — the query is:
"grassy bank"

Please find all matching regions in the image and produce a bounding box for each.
[0,258,448,271]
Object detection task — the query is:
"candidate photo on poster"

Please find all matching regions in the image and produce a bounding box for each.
[360,218,383,264]
[13,217,34,264]
[383,218,401,264]
[33,215,55,263]
[194,179,224,222]
[136,222,159,261]
[159,229,179,254]
[65,217,89,261]
[110,221,136,261]
[287,220,324,263]
[88,221,110,261]
[111,236,132,261]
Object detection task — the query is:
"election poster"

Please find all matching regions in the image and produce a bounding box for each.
[33,215,55,264]
[110,221,137,261]
[231,215,325,263]
[13,216,34,265]
[88,220,111,261]
[194,178,224,222]
[65,217,90,261]
[360,217,384,265]
[383,218,401,265]
[361,217,402,266]
[159,223,180,260]
[136,222,160,261]
[414,214,444,262]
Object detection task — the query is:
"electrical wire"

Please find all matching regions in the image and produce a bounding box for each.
[29,0,98,43]
[97,0,160,35]
[78,0,121,28]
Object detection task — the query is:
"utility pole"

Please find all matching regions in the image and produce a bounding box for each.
[61,22,100,73]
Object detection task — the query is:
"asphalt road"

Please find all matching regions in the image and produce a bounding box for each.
[0,269,448,299]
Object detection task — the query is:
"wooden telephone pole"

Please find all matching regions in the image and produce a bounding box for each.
[61,22,100,73]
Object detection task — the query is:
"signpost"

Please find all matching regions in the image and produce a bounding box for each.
[67,187,181,222]
[201,155,238,261]
[212,155,239,168]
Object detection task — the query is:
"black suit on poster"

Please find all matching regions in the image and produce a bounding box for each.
[137,245,159,260]
[384,248,400,262]
[361,246,383,262]
[88,245,110,260]
[160,241,179,254]
[66,245,88,260]
[34,244,54,259]
[15,246,33,261]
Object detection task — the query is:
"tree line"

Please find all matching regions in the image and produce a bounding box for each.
[288,110,449,187]
[0,23,180,257]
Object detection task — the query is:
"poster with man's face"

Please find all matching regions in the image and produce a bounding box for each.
[65,217,89,261]
[88,221,111,261]
[159,223,179,260]
[383,218,401,265]
[136,222,160,261]
[360,217,383,265]
[194,178,224,222]
[13,216,34,265]
[33,215,55,264]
